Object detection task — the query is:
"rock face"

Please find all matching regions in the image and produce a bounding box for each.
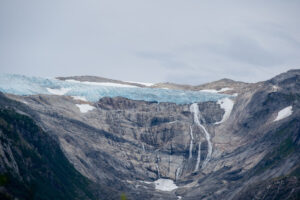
[0,108,106,200]
[0,69,300,199]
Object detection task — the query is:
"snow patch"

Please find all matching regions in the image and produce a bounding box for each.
[200,88,232,93]
[215,98,234,124]
[47,87,71,95]
[274,106,293,122]
[72,96,87,101]
[66,79,137,88]
[219,87,233,92]
[20,100,28,104]
[125,81,154,87]
[154,179,178,191]
[76,104,95,113]
[272,85,279,92]
[200,89,219,93]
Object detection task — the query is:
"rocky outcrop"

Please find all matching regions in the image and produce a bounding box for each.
[152,78,248,95]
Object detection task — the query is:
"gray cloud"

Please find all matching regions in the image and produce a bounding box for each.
[0,0,299,84]
[209,35,284,66]
[136,51,191,69]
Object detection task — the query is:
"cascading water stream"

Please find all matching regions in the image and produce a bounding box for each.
[156,164,160,178]
[194,142,201,171]
[156,154,160,178]
[190,103,212,169]
[175,167,182,181]
[189,126,194,159]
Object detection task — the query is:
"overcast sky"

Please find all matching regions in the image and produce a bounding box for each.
[0,0,300,84]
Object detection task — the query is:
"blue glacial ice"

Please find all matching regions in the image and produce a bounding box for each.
[0,74,229,104]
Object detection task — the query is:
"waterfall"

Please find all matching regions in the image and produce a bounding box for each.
[190,103,212,169]
[189,126,194,159]
[175,167,182,181]
[142,143,145,152]
[156,163,160,178]
[156,154,160,178]
[194,142,201,171]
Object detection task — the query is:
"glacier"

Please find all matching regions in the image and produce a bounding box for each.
[0,74,229,104]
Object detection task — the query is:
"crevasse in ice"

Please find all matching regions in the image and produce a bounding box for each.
[0,74,229,104]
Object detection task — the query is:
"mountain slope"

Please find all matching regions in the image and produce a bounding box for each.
[0,107,119,200]
[0,69,299,199]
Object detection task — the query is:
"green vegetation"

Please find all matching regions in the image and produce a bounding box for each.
[0,173,9,186]
[120,193,128,200]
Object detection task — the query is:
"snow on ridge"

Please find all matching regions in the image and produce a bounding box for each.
[200,89,219,93]
[153,179,178,191]
[218,87,233,92]
[65,79,137,88]
[72,96,87,101]
[215,98,234,124]
[274,106,293,122]
[65,79,80,83]
[76,104,95,113]
[200,87,232,93]
[125,81,154,87]
[47,87,71,95]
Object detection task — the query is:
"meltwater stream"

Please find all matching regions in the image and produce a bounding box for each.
[0,74,229,104]
[190,103,213,169]
[194,142,201,171]
[188,126,194,159]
